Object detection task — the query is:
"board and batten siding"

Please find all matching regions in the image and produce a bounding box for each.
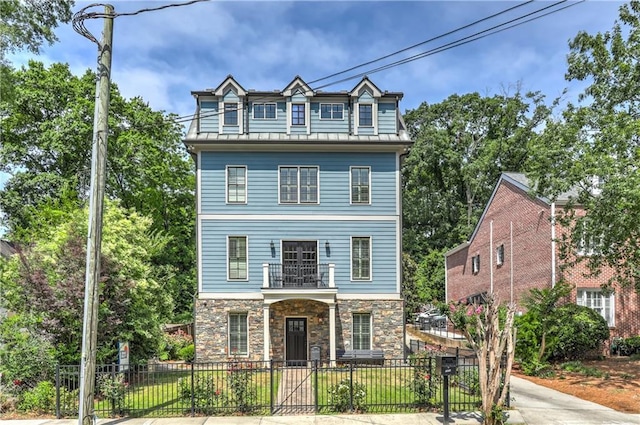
[200,219,397,294]
[199,151,398,215]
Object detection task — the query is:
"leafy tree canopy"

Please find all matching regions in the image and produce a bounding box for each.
[0,200,172,366]
[403,90,551,257]
[526,0,640,290]
[0,60,196,319]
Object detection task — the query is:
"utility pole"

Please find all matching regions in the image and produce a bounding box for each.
[78,5,113,425]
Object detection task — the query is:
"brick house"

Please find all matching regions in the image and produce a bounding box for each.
[445,172,639,339]
[183,76,411,364]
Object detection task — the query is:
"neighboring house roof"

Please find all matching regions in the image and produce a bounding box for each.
[445,172,576,257]
[0,240,16,259]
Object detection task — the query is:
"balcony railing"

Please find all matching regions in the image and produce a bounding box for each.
[263,263,335,289]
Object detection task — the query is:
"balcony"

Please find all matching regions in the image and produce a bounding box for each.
[262,263,335,289]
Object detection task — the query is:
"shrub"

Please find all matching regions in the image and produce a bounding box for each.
[227,361,257,413]
[612,336,640,356]
[97,373,128,414]
[162,330,193,361]
[178,375,226,415]
[178,344,195,362]
[407,350,439,406]
[327,379,366,412]
[550,304,609,361]
[18,381,55,413]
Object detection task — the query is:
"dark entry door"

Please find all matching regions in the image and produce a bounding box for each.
[282,241,317,286]
[286,318,307,366]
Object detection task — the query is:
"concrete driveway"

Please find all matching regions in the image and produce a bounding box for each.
[510,375,640,425]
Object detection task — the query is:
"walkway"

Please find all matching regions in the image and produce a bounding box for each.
[274,366,315,415]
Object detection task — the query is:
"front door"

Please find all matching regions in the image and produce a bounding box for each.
[282,241,317,286]
[286,318,307,366]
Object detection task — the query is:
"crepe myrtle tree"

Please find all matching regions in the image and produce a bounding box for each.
[442,295,516,425]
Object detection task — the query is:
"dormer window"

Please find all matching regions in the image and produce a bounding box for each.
[292,104,305,125]
[359,104,373,127]
[224,103,238,126]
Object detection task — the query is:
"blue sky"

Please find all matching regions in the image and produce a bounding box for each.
[0,0,626,232]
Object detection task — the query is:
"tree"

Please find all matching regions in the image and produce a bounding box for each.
[0,201,172,366]
[526,0,640,290]
[443,296,516,425]
[0,61,196,319]
[402,91,551,257]
[0,0,74,62]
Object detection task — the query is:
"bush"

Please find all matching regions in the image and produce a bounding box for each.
[178,344,195,362]
[178,375,226,415]
[97,373,128,414]
[161,330,193,361]
[550,304,609,361]
[407,351,439,405]
[227,361,257,413]
[327,379,366,412]
[612,336,640,356]
[18,381,55,413]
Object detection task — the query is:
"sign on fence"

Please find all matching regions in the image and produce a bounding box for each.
[118,341,129,372]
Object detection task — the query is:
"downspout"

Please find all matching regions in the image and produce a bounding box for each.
[551,202,556,287]
[244,97,249,134]
[348,97,353,135]
[490,220,494,294]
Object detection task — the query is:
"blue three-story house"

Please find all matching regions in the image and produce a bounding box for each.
[184,76,412,364]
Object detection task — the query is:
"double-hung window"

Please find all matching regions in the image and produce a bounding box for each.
[228,313,248,355]
[351,167,370,204]
[351,237,371,280]
[228,236,247,280]
[320,103,344,120]
[253,103,276,119]
[291,104,305,125]
[279,166,318,204]
[224,103,238,126]
[496,244,505,266]
[352,313,371,350]
[358,104,373,127]
[227,166,247,203]
[577,289,614,327]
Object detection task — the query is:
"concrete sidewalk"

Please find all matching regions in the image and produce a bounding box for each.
[0,411,526,425]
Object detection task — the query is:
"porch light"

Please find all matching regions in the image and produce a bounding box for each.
[270,240,275,250]
[325,240,330,249]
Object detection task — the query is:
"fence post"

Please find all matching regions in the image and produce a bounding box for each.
[55,364,61,419]
[270,359,274,415]
[314,359,319,413]
[190,361,195,417]
[111,364,116,416]
[349,360,354,411]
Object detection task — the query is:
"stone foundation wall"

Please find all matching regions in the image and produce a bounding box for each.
[195,299,264,362]
[336,299,405,359]
[195,297,405,362]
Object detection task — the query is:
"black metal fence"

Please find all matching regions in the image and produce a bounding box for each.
[55,353,500,418]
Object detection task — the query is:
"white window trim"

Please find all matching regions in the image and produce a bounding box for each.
[349,166,371,205]
[319,103,345,120]
[252,102,277,120]
[277,166,320,205]
[291,103,306,126]
[350,236,372,281]
[576,288,615,327]
[352,312,372,350]
[223,102,240,126]
[228,312,249,357]
[227,235,249,281]
[357,103,375,127]
[226,165,248,204]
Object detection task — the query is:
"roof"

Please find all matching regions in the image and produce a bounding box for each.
[445,172,575,257]
[0,240,16,259]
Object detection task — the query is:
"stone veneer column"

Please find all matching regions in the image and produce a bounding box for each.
[263,304,270,361]
[329,303,336,366]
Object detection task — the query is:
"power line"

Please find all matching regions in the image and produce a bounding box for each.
[171,0,581,125]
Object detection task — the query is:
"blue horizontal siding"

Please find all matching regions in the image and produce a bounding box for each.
[200,219,397,294]
[378,102,396,134]
[200,101,218,132]
[249,102,286,132]
[200,152,397,214]
[310,102,349,133]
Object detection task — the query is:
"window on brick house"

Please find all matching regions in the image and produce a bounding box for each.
[472,255,480,274]
[577,289,614,327]
[228,313,248,355]
[496,244,504,266]
[352,313,371,350]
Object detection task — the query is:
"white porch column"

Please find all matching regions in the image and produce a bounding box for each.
[263,304,270,361]
[262,263,269,288]
[329,303,336,366]
[328,263,335,288]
